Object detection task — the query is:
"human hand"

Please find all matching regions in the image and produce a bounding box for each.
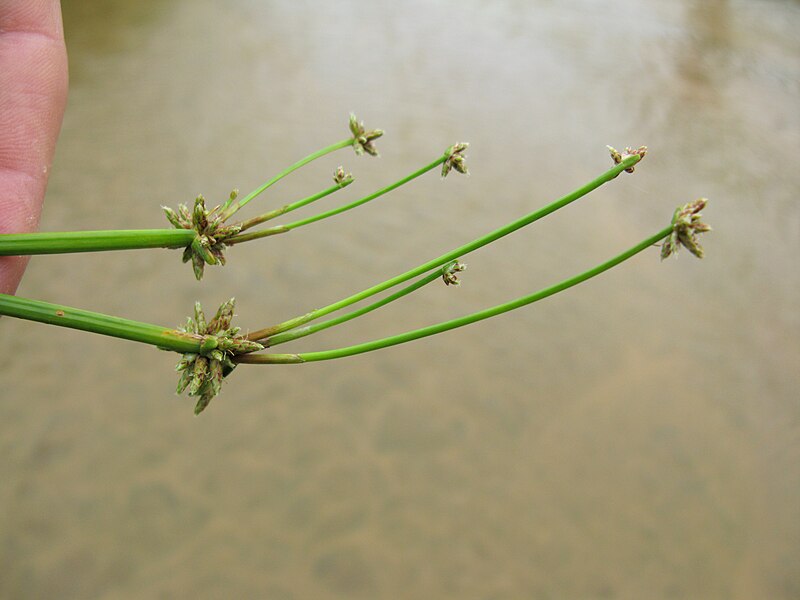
[0,0,68,294]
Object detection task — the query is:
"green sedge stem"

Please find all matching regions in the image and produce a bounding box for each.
[0,138,356,256]
[234,179,354,234]
[221,137,353,220]
[235,225,671,364]
[251,153,642,340]
[0,293,203,353]
[0,229,195,256]
[221,226,289,245]
[227,153,447,245]
[266,267,445,346]
[281,154,446,231]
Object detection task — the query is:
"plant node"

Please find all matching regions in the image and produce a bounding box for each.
[174,298,263,414]
[163,194,242,280]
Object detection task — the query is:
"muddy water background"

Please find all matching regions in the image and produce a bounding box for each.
[1,0,799,597]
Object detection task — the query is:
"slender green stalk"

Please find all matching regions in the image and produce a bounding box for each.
[235,225,671,364]
[248,153,642,340]
[0,139,355,257]
[266,267,445,346]
[0,293,204,353]
[227,153,447,245]
[235,178,353,234]
[221,138,353,220]
[281,154,446,231]
[220,225,289,245]
[0,229,195,256]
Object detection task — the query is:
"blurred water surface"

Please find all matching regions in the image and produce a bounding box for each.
[1,0,798,598]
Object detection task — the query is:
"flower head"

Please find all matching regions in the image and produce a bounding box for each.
[163,193,242,280]
[333,166,354,187]
[607,145,647,173]
[661,198,712,260]
[349,113,383,157]
[175,298,263,414]
[442,260,467,286]
[442,143,469,178]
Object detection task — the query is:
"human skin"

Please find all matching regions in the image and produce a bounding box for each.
[0,0,68,294]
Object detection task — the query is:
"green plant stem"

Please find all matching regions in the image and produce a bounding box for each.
[0,229,196,256]
[247,153,642,341]
[227,153,447,245]
[221,137,353,219]
[266,267,445,347]
[0,293,204,353]
[221,226,289,245]
[235,225,671,364]
[281,154,446,230]
[0,139,356,256]
[235,179,353,234]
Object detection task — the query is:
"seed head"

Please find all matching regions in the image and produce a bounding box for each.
[333,166,354,187]
[607,145,647,173]
[442,143,469,178]
[164,190,244,279]
[349,113,383,157]
[442,260,467,286]
[661,198,712,260]
[208,298,236,333]
[173,298,264,415]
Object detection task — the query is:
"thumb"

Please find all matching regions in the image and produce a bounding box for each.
[0,0,68,293]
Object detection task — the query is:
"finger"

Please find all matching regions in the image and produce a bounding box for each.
[0,0,68,293]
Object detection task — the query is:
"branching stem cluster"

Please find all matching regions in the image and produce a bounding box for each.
[0,120,710,414]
